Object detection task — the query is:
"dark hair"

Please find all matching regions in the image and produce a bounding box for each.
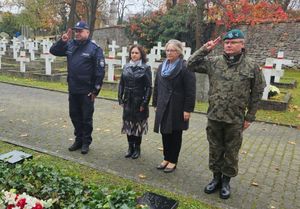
[128,44,147,64]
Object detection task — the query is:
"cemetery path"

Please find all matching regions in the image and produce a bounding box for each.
[0,82,300,209]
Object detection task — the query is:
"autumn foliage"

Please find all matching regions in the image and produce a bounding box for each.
[208,0,289,27]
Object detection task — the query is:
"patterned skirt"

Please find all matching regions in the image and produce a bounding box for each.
[121,119,148,137]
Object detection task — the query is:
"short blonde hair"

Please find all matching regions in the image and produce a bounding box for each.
[165,39,183,56]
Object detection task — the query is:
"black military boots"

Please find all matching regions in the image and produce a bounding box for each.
[220,175,231,199]
[204,172,222,194]
[125,142,134,158]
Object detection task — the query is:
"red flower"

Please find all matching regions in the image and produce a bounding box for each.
[33,203,43,209]
[6,204,14,209]
[16,198,27,208]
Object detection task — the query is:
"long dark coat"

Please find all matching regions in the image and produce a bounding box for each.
[118,63,152,122]
[152,59,196,134]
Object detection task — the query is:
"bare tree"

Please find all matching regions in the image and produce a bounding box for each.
[116,0,134,24]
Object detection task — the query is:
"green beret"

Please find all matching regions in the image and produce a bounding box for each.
[223,29,245,40]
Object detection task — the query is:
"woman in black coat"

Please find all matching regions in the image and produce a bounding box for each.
[153,39,196,172]
[118,45,152,159]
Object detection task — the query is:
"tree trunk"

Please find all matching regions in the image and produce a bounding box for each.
[87,0,98,38]
[195,0,205,49]
[68,0,77,29]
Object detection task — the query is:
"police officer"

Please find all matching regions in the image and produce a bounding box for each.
[187,29,266,199]
[50,21,105,154]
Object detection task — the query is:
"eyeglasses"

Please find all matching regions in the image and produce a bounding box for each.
[166,49,177,53]
[223,41,243,45]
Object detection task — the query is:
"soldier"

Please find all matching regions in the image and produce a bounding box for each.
[187,29,266,199]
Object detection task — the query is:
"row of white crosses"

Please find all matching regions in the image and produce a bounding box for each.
[262,51,294,100]
[0,38,8,69]
[105,40,192,84]
[9,37,55,75]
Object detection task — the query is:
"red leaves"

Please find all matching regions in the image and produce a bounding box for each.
[209,0,288,27]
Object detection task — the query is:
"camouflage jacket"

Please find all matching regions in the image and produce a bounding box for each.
[187,46,266,124]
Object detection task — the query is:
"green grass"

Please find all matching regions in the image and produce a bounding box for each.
[0,69,300,126]
[0,141,215,209]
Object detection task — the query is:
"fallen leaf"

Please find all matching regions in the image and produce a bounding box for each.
[145,138,148,141]
[54,123,58,126]
[62,125,67,128]
[138,174,147,179]
[288,141,296,145]
[158,147,163,151]
[96,128,101,131]
[275,167,280,171]
[240,150,247,154]
[270,206,276,209]
[251,181,259,187]
[20,133,29,137]
[68,138,74,141]
[104,129,110,132]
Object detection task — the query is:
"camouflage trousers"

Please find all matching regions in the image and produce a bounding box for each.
[206,119,243,177]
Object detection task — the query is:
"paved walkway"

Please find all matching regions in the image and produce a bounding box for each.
[0,82,299,209]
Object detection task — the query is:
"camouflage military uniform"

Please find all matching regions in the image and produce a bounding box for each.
[187,46,266,177]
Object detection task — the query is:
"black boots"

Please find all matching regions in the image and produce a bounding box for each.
[220,175,231,199]
[204,172,222,194]
[125,142,134,158]
[204,173,231,199]
[68,141,82,151]
[131,144,141,159]
[81,144,89,154]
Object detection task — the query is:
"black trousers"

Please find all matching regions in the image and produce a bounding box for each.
[161,130,183,164]
[127,135,142,145]
[69,94,94,145]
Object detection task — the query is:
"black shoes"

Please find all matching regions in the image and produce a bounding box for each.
[131,144,141,159]
[204,173,222,194]
[68,141,82,151]
[124,143,134,158]
[220,175,231,199]
[81,144,89,154]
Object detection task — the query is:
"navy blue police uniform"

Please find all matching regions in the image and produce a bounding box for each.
[50,30,105,153]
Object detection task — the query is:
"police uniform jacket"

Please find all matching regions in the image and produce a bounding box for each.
[50,39,105,95]
[152,59,196,134]
[187,46,266,124]
[118,62,152,122]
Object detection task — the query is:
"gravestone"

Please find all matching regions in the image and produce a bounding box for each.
[27,41,36,61]
[0,50,5,69]
[41,53,55,75]
[153,42,164,60]
[0,37,8,53]
[0,150,32,164]
[108,40,119,58]
[117,46,128,67]
[272,51,293,82]
[106,57,121,81]
[262,58,274,100]
[147,48,162,85]
[10,38,21,59]
[16,51,30,73]
[137,192,178,209]
[41,39,53,54]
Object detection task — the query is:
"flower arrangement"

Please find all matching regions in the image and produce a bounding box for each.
[0,190,53,209]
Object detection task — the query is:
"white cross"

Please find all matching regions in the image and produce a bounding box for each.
[0,37,8,53]
[183,46,191,60]
[0,51,5,69]
[117,47,128,67]
[10,39,21,59]
[108,40,119,58]
[262,58,274,100]
[106,58,121,81]
[133,41,138,45]
[41,53,55,75]
[27,41,36,61]
[147,50,162,85]
[41,39,53,54]
[16,51,30,73]
[152,42,164,60]
[33,40,39,50]
[272,51,293,82]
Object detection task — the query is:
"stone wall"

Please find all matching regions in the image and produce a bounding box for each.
[92,26,130,51]
[211,21,300,67]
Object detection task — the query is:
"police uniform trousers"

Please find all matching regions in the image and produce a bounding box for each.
[206,119,243,177]
[69,94,94,145]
